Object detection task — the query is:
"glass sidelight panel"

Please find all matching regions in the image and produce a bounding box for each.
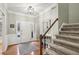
[18,23,20,32]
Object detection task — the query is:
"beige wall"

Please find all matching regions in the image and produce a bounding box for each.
[58,3,69,28]
[58,3,79,28]
[69,3,79,23]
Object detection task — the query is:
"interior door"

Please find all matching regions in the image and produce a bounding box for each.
[16,21,34,43]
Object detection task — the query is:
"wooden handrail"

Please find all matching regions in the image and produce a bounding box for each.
[40,18,58,55]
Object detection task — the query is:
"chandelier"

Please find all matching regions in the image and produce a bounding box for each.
[25,6,39,16]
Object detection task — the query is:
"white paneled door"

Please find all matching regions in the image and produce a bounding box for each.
[16,21,34,43]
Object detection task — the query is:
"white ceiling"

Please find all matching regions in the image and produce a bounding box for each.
[7,3,55,14]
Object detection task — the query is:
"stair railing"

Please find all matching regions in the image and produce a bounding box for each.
[40,18,58,55]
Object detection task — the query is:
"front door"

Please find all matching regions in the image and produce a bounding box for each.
[16,21,34,43]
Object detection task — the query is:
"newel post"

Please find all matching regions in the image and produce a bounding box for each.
[40,34,43,55]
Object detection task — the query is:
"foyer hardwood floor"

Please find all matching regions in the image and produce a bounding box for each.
[3,40,41,55]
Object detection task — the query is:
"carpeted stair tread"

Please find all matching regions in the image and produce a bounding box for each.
[59,31,79,34]
[61,27,79,31]
[49,44,79,55]
[63,23,79,27]
[45,23,79,55]
[45,48,59,55]
[59,31,79,36]
[56,34,79,41]
[53,39,79,49]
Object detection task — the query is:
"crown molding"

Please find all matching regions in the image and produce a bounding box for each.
[7,4,58,17]
[40,3,58,15]
[7,10,39,18]
[7,10,26,16]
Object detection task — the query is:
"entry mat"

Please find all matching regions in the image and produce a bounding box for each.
[18,42,38,55]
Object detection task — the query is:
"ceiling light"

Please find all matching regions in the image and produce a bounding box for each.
[25,6,39,16]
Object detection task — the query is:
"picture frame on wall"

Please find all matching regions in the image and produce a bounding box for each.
[10,24,15,28]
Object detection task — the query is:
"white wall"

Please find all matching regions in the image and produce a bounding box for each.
[0,3,8,52]
[7,11,39,36]
[8,21,34,45]
[7,12,27,34]
[7,11,40,45]
[39,4,58,39]
[7,14,27,45]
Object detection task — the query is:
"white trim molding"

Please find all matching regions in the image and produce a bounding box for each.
[7,10,39,17]
[7,10,26,16]
[40,3,58,15]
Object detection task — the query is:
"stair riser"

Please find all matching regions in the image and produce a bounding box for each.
[63,25,79,27]
[54,41,79,53]
[56,36,79,43]
[59,32,79,36]
[61,28,79,31]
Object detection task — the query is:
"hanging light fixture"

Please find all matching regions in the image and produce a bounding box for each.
[27,6,34,15]
[25,5,39,16]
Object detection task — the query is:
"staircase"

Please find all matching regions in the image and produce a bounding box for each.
[45,23,79,55]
